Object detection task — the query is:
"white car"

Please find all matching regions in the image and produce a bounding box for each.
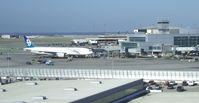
[188,81,196,86]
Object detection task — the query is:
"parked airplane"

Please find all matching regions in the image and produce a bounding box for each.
[23,35,93,57]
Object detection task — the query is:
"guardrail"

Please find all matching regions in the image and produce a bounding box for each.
[0,68,199,81]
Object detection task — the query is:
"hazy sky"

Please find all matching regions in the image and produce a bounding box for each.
[0,0,199,33]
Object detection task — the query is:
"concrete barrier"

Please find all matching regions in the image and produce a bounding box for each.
[0,68,199,81]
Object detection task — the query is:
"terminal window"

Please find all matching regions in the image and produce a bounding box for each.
[129,37,145,42]
[149,46,161,50]
[121,42,137,48]
[174,36,199,47]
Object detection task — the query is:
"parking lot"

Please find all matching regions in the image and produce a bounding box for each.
[130,81,199,103]
[132,85,199,103]
[145,80,199,92]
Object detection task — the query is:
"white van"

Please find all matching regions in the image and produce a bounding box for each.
[188,81,196,86]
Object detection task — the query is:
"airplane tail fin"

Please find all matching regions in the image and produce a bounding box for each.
[24,35,35,48]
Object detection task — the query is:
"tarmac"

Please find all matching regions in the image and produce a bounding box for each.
[1,53,199,71]
[1,37,199,71]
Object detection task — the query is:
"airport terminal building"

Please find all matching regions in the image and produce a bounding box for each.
[121,20,199,55]
[126,33,199,50]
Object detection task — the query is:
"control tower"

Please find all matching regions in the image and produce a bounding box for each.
[157,20,170,34]
[134,20,180,34]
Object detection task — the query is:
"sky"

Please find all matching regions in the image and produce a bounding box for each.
[0,0,199,33]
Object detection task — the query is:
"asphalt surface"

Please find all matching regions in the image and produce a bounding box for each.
[1,37,199,71]
[1,52,199,71]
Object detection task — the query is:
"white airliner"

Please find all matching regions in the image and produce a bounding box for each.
[23,35,93,57]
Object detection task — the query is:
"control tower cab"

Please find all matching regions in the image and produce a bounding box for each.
[134,20,179,34]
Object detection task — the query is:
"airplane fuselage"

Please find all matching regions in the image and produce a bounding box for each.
[24,47,93,57]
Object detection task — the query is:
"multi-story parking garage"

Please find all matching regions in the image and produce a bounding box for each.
[0,79,145,103]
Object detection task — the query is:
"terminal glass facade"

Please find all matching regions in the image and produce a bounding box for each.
[72,79,144,103]
[129,37,145,42]
[189,36,199,46]
[149,46,161,50]
[121,42,137,49]
[174,36,199,47]
[93,83,143,103]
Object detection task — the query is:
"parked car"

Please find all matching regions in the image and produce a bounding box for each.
[26,61,32,65]
[188,81,196,86]
[148,80,155,85]
[146,86,153,90]
[163,81,169,86]
[177,86,184,92]
[167,84,174,89]
[155,84,162,90]
[169,81,177,86]
[182,81,188,86]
